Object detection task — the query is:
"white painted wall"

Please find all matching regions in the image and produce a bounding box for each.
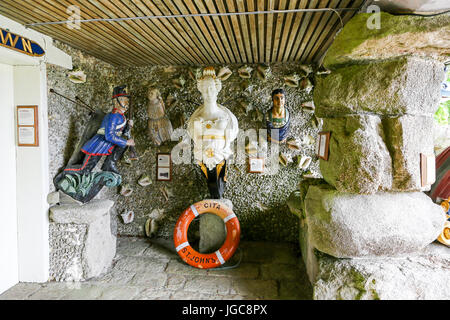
[0,63,18,294]
[14,64,50,283]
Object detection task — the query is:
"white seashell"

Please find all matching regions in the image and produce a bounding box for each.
[284,74,300,88]
[303,134,316,145]
[245,141,258,155]
[238,66,253,79]
[279,153,289,167]
[299,64,313,75]
[145,218,158,238]
[298,156,312,170]
[121,210,134,224]
[316,65,331,75]
[188,67,202,80]
[256,64,270,80]
[138,174,152,187]
[303,170,316,179]
[172,76,185,89]
[302,101,315,112]
[300,77,313,93]
[67,70,86,84]
[287,139,301,150]
[120,184,133,197]
[217,67,232,81]
[163,66,177,73]
[149,208,164,220]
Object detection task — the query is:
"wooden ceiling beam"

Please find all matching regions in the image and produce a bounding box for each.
[265,0,275,63]
[224,0,248,63]
[235,0,254,63]
[293,0,332,61]
[0,1,136,65]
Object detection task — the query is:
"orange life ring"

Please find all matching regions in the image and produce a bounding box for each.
[173,200,240,269]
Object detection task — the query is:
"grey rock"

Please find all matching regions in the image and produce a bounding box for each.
[312,243,450,300]
[382,115,435,191]
[49,200,116,280]
[47,191,60,205]
[304,185,446,258]
[322,12,450,68]
[319,115,393,194]
[314,57,444,117]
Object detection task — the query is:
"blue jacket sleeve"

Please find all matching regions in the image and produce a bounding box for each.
[104,114,128,148]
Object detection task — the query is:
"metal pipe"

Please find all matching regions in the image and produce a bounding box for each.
[25,8,358,27]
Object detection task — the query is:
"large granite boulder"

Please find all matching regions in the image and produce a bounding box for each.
[314,57,444,118]
[313,243,450,300]
[319,115,393,194]
[383,115,435,191]
[322,12,450,69]
[304,185,446,258]
[49,199,116,281]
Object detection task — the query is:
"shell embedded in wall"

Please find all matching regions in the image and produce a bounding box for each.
[310,115,323,129]
[316,65,331,75]
[303,170,316,179]
[163,66,177,73]
[287,138,301,151]
[217,67,233,81]
[297,155,312,170]
[238,66,253,79]
[303,134,316,145]
[256,64,270,81]
[120,184,133,197]
[67,70,87,84]
[121,210,134,224]
[165,94,178,109]
[300,77,313,93]
[299,64,313,76]
[145,218,158,238]
[188,67,202,80]
[284,74,300,88]
[279,153,289,167]
[172,76,185,89]
[238,100,250,115]
[302,101,315,112]
[138,174,152,187]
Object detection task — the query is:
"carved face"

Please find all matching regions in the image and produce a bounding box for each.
[197,77,222,102]
[148,87,161,102]
[114,96,129,111]
[272,93,285,110]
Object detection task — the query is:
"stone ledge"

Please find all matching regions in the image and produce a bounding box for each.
[49,199,114,224]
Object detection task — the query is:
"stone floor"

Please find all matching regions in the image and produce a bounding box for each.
[0,237,312,300]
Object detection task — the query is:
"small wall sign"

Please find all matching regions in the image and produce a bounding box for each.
[420,153,436,187]
[157,153,172,181]
[0,28,45,57]
[316,131,331,161]
[248,157,265,173]
[17,106,39,147]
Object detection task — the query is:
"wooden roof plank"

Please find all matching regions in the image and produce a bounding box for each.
[51,0,158,65]
[154,0,215,64]
[90,0,176,65]
[0,1,140,65]
[183,0,228,64]
[285,0,318,61]
[117,0,199,65]
[204,0,239,63]
[137,0,207,64]
[280,0,308,62]
[293,0,333,61]
[301,0,352,62]
[235,0,254,63]
[311,1,363,64]
[246,0,259,64]
[224,0,248,63]
[265,0,275,63]
[257,0,265,62]
[271,0,288,63]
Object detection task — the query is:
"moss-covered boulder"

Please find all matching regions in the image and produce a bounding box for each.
[322,12,450,69]
[304,185,445,259]
[313,243,450,300]
[319,115,393,194]
[314,57,444,118]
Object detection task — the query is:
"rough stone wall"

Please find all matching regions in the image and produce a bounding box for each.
[48,41,321,243]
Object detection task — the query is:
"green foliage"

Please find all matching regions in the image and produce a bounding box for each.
[435,100,450,125]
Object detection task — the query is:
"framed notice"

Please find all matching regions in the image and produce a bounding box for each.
[420,153,436,187]
[17,106,39,147]
[316,131,330,161]
[157,153,172,181]
[248,157,265,173]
